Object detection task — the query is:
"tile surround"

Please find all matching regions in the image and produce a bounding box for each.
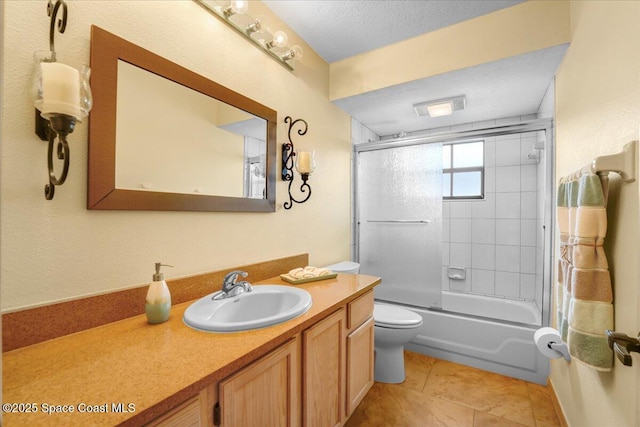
[471,244,495,270]
[450,218,472,243]
[495,166,521,192]
[495,271,521,298]
[495,193,521,218]
[496,245,520,272]
[442,130,542,301]
[471,269,495,295]
[496,219,521,246]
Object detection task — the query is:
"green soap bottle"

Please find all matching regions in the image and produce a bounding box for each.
[145,263,173,324]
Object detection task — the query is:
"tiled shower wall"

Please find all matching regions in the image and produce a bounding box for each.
[442,130,543,303]
[352,115,546,305]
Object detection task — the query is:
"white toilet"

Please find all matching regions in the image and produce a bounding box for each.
[325,261,423,384]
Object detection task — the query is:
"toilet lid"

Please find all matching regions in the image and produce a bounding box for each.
[325,261,360,274]
[374,304,423,329]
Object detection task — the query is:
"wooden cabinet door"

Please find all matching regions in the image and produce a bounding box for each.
[303,308,346,427]
[146,396,201,427]
[346,317,374,416]
[219,337,300,427]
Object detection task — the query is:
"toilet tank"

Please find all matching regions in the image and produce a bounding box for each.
[325,261,360,274]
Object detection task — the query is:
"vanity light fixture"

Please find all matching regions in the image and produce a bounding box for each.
[194,0,303,71]
[413,95,466,118]
[282,116,315,210]
[222,0,248,17]
[245,20,262,36]
[266,30,288,49]
[281,45,304,62]
[31,0,92,200]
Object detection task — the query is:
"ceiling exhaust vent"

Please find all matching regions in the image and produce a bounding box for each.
[413,95,466,118]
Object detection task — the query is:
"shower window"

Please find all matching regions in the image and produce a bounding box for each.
[442,141,484,199]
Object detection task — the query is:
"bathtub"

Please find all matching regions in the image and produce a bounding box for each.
[441,291,542,325]
[379,292,549,385]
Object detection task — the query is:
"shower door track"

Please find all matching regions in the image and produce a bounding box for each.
[354,118,552,153]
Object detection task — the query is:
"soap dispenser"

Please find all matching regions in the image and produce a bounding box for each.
[145,263,173,324]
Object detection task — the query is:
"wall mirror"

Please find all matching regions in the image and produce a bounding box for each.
[88,26,276,212]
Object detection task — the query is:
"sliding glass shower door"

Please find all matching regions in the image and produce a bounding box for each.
[356,142,443,309]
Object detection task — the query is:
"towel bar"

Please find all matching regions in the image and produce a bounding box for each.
[606,329,640,366]
[585,140,637,183]
[367,220,430,224]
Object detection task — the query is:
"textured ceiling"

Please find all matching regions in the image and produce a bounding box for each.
[334,44,568,137]
[263,0,525,63]
[262,0,565,136]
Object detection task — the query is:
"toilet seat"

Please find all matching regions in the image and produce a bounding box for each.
[374,304,423,329]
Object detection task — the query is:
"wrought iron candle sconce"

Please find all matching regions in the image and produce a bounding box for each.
[282,116,315,210]
[32,0,92,199]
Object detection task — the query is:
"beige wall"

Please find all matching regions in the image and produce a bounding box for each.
[0,0,351,311]
[330,0,570,101]
[553,1,640,426]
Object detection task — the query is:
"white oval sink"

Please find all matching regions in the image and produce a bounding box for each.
[183,285,312,332]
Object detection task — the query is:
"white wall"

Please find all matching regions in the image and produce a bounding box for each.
[552,2,639,426]
[0,0,351,311]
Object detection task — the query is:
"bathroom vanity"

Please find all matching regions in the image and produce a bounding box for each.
[2,273,379,426]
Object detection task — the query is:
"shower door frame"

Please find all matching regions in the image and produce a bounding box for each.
[353,118,555,328]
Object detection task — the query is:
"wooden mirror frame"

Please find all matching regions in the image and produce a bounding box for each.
[88,26,276,212]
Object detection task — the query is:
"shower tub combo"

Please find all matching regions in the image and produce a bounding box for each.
[355,121,554,385]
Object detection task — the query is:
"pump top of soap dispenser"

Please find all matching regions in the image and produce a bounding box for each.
[153,263,173,281]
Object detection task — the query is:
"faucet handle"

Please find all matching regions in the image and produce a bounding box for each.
[223,270,248,286]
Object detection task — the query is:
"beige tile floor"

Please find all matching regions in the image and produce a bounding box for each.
[346,351,562,427]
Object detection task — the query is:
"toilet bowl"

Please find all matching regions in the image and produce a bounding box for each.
[372,303,422,383]
[325,261,423,384]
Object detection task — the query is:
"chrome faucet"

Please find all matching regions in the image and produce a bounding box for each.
[213,270,253,300]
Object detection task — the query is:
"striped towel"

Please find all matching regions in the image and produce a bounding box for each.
[556,172,613,371]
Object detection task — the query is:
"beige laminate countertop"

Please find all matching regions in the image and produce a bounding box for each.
[2,273,380,426]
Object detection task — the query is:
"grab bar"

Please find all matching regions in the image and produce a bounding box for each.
[367,220,430,224]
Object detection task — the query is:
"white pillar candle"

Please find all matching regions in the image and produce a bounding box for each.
[40,62,81,119]
[296,151,314,174]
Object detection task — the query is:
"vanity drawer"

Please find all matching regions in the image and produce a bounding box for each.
[347,290,374,330]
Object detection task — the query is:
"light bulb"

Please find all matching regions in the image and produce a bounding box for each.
[268,31,288,49]
[230,0,249,14]
[223,0,248,17]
